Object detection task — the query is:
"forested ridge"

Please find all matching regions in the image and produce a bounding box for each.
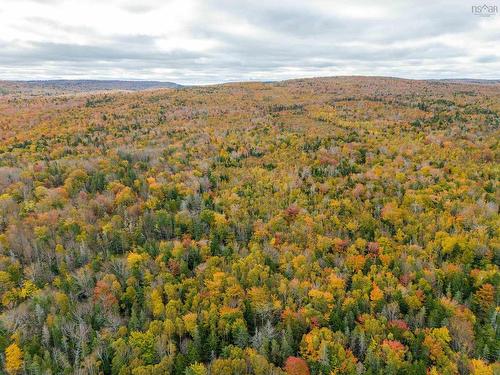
[0,77,498,374]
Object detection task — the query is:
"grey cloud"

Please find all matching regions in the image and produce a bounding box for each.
[201,0,482,42]
[0,41,205,64]
[120,5,155,13]
[476,55,499,63]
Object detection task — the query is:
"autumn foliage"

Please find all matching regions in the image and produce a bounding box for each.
[0,77,498,374]
[284,356,310,375]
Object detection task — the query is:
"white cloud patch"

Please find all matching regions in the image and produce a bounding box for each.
[0,0,499,83]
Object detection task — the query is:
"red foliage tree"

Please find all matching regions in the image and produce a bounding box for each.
[284,357,310,375]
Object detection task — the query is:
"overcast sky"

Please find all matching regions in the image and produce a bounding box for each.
[0,0,499,84]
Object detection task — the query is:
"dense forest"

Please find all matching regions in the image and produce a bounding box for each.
[0,77,498,374]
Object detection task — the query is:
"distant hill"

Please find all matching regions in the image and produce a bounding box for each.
[2,77,500,97]
[431,78,500,85]
[24,79,182,90]
[0,79,182,95]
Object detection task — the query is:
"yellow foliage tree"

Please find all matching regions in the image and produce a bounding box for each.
[370,283,384,303]
[5,343,23,374]
[151,289,164,318]
[470,359,493,375]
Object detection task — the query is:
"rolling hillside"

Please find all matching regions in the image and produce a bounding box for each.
[0,77,498,375]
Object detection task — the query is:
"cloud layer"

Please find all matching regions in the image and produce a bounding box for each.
[1,0,499,83]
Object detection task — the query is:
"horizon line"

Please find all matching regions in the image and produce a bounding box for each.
[2,75,500,86]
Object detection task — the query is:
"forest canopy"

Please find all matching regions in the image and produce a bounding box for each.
[0,77,498,375]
